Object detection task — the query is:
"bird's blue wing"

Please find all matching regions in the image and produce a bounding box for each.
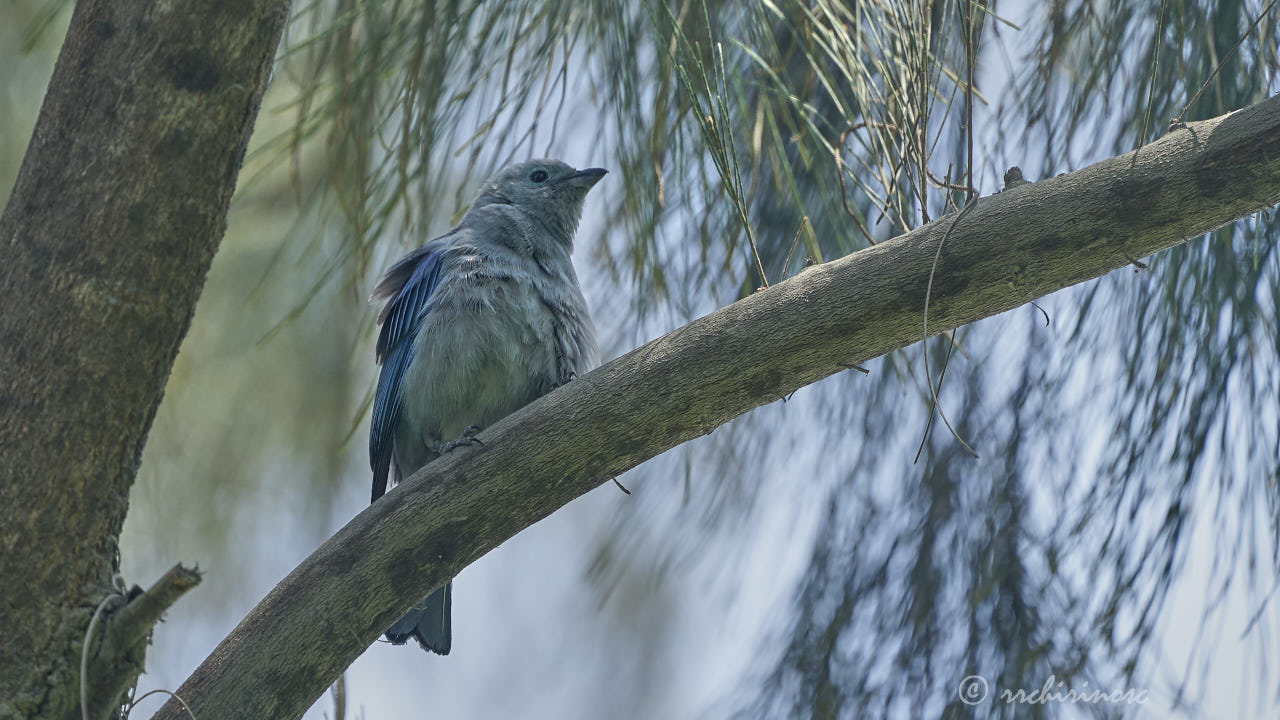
[370,243,447,502]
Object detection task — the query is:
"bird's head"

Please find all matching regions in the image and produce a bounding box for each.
[471,159,607,244]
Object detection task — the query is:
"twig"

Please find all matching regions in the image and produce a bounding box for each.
[126,689,197,720]
[940,166,959,214]
[1138,0,1169,148]
[1030,301,1051,326]
[106,565,203,651]
[80,565,202,720]
[920,202,980,459]
[917,15,930,226]
[914,329,959,464]
[963,0,977,204]
[781,217,809,279]
[1121,250,1149,270]
[82,594,125,720]
[835,126,886,245]
[926,166,973,193]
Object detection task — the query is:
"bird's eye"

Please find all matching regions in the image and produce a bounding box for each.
[529,169,549,183]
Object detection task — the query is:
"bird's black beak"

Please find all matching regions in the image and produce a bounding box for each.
[560,167,608,189]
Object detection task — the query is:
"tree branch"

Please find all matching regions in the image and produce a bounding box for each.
[103,565,203,654]
[159,94,1280,720]
[81,565,202,720]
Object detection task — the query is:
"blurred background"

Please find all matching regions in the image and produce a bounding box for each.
[4,1,1280,718]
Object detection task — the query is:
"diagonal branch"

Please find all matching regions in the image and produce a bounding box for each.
[159,93,1280,720]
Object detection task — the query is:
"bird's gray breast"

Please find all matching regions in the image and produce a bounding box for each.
[393,243,591,472]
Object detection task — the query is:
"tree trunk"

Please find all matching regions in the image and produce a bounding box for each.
[0,1,290,718]
[156,95,1280,720]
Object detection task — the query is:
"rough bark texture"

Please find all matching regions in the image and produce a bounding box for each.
[78,565,202,720]
[0,1,290,718]
[156,95,1280,720]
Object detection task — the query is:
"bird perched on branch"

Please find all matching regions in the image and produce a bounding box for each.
[368,159,604,654]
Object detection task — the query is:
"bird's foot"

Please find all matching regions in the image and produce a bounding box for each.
[551,371,578,391]
[439,425,484,455]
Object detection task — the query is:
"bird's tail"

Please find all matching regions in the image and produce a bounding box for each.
[386,582,452,654]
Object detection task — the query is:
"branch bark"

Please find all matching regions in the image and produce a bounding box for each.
[0,1,289,717]
[158,95,1280,719]
[81,565,202,720]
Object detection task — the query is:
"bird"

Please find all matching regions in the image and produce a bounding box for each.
[368,159,604,654]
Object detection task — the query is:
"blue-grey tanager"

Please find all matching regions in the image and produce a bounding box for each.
[369,159,604,654]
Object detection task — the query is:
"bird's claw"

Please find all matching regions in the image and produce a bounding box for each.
[439,425,484,455]
[551,371,578,391]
